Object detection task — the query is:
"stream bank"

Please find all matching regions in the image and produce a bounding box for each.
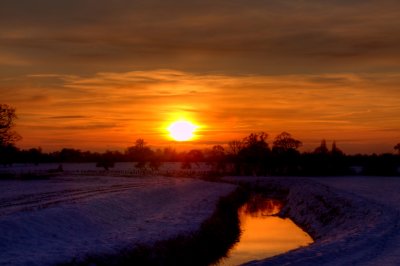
[225,177,399,266]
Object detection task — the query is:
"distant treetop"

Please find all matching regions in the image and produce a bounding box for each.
[395,143,400,155]
[0,104,21,147]
[273,132,302,152]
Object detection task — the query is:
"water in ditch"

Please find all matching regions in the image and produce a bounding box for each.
[216,194,313,265]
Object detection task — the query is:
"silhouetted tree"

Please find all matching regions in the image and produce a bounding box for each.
[238,132,270,175]
[162,147,178,161]
[272,132,302,175]
[330,141,348,175]
[363,153,399,176]
[0,144,18,166]
[0,104,21,166]
[272,132,302,152]
[394,143,400,155]
[0,104,21,147]
[206,145,226,172]
[135,139,146,149]
[300,140,350,176]
[59,148,83,162]
[181,149,204,169]
[126,139,154,169]
[331,141,344,156]
[314,139,329,154]
[26,147,43,165]
[300,140,331,176]
[148,149,163,171]
[227,140,243,156]
[96,150,116,170]
[226,140,243,174]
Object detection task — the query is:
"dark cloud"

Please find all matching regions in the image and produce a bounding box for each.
[1,0,400,74]
[48,115,89,119]
[65,123,118,130]
[1,1,400,153]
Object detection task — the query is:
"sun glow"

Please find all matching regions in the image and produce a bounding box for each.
[168,120,197,141]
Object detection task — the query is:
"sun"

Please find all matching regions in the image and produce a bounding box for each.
[168,120,197,141]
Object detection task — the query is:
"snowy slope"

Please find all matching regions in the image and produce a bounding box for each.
[0,176,236,266]
[313,176,400,266]
[225,176,399,266]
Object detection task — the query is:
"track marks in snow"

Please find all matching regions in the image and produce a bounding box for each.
[0,177,173,216]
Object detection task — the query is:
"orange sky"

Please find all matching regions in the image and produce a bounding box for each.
[1,1,400,153]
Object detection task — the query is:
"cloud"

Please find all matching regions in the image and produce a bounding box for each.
[1,1,399,152]
[0,52,30,66]
[48,115,89,119]
[1,1,400,75]
[65,123,118,130]
[1,69,399,152]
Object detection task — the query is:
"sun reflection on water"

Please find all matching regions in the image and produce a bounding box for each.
[217,195,313,266]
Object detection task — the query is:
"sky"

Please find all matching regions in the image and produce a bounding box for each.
[1,0,400,153]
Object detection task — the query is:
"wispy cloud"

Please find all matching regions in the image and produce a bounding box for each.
[1,1,400,152]
[1,69,399,153]
[48,115,89,119]
[1,1,400,75]
[0,52,30,66]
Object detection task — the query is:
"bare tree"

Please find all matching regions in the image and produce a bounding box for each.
[394,143,400,155]
[239,132,270,175]
[227,140,243,155]
[272,132,302,152]
[207,145,226,172]
[0,104,21,146]
[181,149,204,169]
[134,139,146,149]
[243,132,268,148]
[125,139,154,169]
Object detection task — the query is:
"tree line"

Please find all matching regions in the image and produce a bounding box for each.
[1,104,400,176]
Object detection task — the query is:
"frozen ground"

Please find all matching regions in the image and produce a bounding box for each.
[2,173,400,266]
[226,176,400,266]
[313,176,400,266]
[0,175,235,266]
[0,162,211,175]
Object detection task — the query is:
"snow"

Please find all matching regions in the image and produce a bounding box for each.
[0,162,211,175]
[225,176,400,266]
[0,175,236,266]
[3,171,400,266]
[312,176,400,266]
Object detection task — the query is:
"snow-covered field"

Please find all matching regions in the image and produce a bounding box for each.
[312,176,400,266]
[0,162,211,175]
[2,171,400,266]
[0,175,235,266]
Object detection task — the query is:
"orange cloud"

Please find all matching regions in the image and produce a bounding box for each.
[1,70,399,153]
